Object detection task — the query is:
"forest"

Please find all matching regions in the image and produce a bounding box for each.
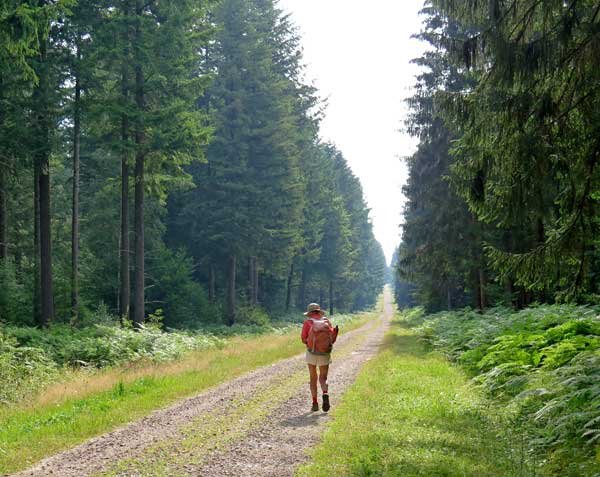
[396,0,600,310]
[2,0,600,475]
[394,1,600,475]
[0,0,387,332]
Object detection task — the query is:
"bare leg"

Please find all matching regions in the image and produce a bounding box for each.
[318,365,329,394]
[308,364,318,399]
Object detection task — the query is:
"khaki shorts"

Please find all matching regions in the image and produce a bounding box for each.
[305,351,332,366]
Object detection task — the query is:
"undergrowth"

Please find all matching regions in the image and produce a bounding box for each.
[298,317,525,477]
[0,310,361,406]
[406,305,600,476]
[0,306,374,474]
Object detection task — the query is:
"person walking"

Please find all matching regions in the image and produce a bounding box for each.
[301,303,339,412]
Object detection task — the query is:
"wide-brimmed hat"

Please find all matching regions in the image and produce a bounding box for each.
[304,303,325,316]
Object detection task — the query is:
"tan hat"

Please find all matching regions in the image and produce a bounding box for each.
[304,303,325,316]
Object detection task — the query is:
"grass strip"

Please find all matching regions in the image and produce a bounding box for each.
[297,315,531,477]
[102,369,308,477]
[0,311,374,475]
[100,313,384,477]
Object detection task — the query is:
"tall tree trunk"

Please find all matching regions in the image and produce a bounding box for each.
[35,39,54,327]
[133,139,144,327]
[0,164,7,260]
[329,280,333,316]
[39,147,53,327]
[33,163,41,325]
[298,267,306,309]
[536,218,547,303]
[253,258,259,305]
[227,255,236,326]
[477,268,486,311]
[247,256,254,304]
[446,282,452,310]
[119,16,131,323]
[503,231,515,306]
[71,44,81,324]
[208,263,215,303]
[285,262,294,311]
[119,127,130,323]
[319,288,324,308]
[133,0,145,328]
[474,221,486,312]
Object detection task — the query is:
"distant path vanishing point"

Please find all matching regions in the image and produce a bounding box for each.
[13,290,394,477]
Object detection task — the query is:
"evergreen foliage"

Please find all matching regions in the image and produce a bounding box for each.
[0,0,384,330]
[398,5,492,311]
[397,1,600,308]
[397,5,600,473]
[166,0,385,323]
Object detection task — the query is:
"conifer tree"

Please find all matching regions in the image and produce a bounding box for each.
[431,0,600,300]
[171,0,305,323]
[113,0,213,326]
[61,0,100,323]
[398,4,491,311]
[27,1,73,326]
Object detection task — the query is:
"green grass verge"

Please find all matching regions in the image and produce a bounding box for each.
[0,309,375,475]
[99,314,382,477]
[101,366,309,477]
[297,315,530,477]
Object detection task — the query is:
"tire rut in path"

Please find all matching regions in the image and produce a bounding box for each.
[12,296,393,477]
[192,299,393,477]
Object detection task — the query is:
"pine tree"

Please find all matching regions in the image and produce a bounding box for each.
[170,0,305,323]
[0,2,60,324]
[432,0,600,300]
[109,0,214,327]
[27,1,73,326]
[61,0,100,323]
[399,4,493,311]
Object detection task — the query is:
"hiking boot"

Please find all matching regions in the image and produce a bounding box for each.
[322,394,330,412]
[311,402,319,412]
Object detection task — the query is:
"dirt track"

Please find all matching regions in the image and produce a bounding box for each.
[13,291,393,477]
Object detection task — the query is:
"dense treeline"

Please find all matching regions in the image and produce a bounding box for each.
[0,0,386,329]
[397,0,600,311]
[395,3,600,473]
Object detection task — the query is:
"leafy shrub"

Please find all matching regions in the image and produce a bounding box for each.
[235,305,271,326]
[0,331,57,404]
[146,245,222,327]
[79,302,120,327]
[5,324,226,368]
[0,260,33,326]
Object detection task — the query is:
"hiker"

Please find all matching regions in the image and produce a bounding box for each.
[301,303,339,412]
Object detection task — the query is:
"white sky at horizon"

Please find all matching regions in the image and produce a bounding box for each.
[278,0,427,265]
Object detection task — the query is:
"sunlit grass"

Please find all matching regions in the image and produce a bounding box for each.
[297,315,530,477]
[0,309,375,475]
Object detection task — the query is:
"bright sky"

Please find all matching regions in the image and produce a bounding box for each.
[278,0,427,265]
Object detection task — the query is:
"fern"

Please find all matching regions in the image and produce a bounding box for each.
[410,304,600,475]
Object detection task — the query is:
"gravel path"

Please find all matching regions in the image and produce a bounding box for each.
[12,292,393,477]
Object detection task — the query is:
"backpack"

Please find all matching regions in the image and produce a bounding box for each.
[307,318,334,355]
